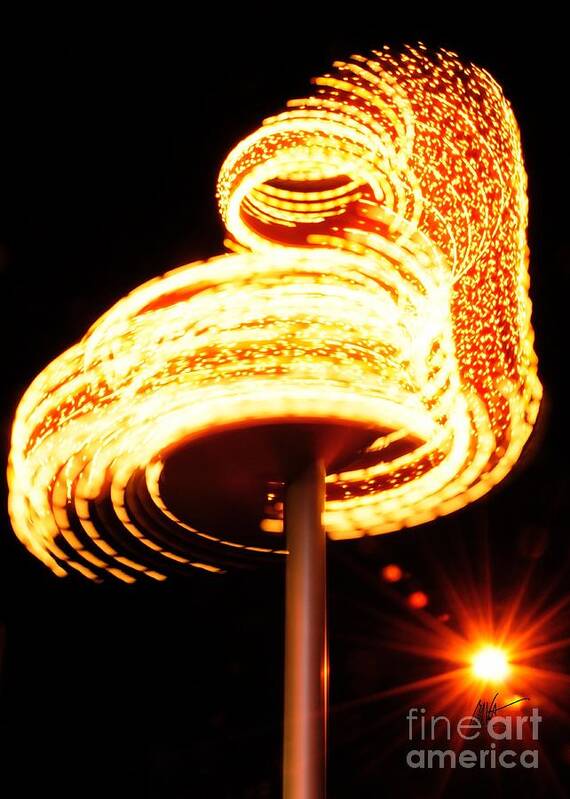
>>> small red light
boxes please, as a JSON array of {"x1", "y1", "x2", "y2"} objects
[
  {"x1": 407, "y1": 591, "x2": 429, "y2": 609},
  {"x1": 381, "y1": 564, "x2": 403, "y2": 583}
]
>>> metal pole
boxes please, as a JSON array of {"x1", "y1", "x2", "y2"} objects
[{"x1": 283, "y1": 460, "x2": 327, "y2": 799}]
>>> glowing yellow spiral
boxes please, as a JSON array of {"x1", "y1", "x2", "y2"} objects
[{"x1": 7, "y1": 45, "x2": 541, "y2": 580}]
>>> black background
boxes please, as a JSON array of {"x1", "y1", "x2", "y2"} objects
[{"x1": 1, "y1": 11, "x2": 569, "y2": 798}]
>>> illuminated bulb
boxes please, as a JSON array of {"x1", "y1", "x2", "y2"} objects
[
  {"x1": 260, "y1": 518, "x2": 284, "y2": 534},
  {"x1": 472, "y1": 645, "x2": 510, "y2": 682}
]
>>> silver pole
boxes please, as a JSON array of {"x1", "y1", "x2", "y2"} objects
[{"x1": 283, "y1": 460, "x2": 327, "y2": 799}]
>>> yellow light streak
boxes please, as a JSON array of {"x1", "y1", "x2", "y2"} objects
[{"x1": 7, "y1": 45, "x2": 541, "y2": 580}]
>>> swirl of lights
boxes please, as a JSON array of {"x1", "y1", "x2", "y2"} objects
[{"x1": 8, "y1": 45, "x2": 541, "y2": 581}]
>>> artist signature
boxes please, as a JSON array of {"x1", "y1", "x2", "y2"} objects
[{"x1": 473, "y1": 692, "x2": 530, "y2": 723}]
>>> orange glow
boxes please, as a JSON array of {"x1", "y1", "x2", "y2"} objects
[
  {"x1": 381, "y1": 564, "x2": 403, "y2": 583},
  {"x1": 260, "y1": 518, "x2": 284, "y2": 534},
  {"x1": 361, "y1": 550, "x2": 570, "y2": 744},
  {"x1": 407, "y1": 591, "x2": 429, "y2": 609},
  {"x1": 472, "y1": 644, "x2": 510, "y2": 683},
  {"x1": 7, "y1": 45, "x2": 541, "y2": 580}
]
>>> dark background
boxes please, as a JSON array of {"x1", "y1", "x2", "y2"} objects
[{"x1": 1, "y1": 12, "x2": 569, "y2": 798}]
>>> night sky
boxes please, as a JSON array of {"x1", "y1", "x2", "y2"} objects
[{"x1": 1, "y1": 13, "x2": 569, "y2": 798}]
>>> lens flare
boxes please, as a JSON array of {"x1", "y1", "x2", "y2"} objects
[{"x1": 331, "y1": 533, "x2": 569, "y2": 795}]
